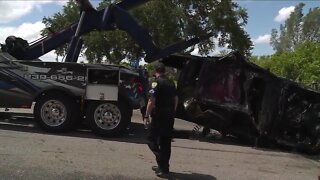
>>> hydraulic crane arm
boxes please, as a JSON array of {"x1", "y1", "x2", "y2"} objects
[
  {"x1": 4, "y1": 0, "x2": 211, "y2": 63},
  {"x1": 23, "y1": 0, "x2": 153, "y2": 61}
]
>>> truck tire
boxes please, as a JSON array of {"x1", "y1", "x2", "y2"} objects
[
  {"x1": 34, "y1": 94, "x2": 78, "y2": 133},
  {"x1": 86, "y1": 101, "x2": 131, "y2": 137}
]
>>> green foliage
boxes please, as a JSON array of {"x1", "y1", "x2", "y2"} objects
[
  {"x1": 253, "y1": 42, "x2": 320, "y2": 86},
  {"x1": 41, "y1": 0, "x2": 252, "y2": 64},
  {"x1": 263, "y1": 4, "x2": 320, "y2": 88},
  {"x1": 302, "y1": 7, "x2": 320, "y2": 42},
  {"x1": 119, "y1": 60, "x2": 131, "y2": 68},
  {"x1": 42, "y1": 0, "x2": 79, "y2": 57},
  {"x1": 144, "y1": 61, "x2": 178, "y2": 82},
  {"x1": 270, "y1": 4, "x2": 320, "y2": 53}
]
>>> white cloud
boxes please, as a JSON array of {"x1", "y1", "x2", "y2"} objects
[
  {"x1": 253, "y1": 34, "x2": 271, "y2": 44},
  {"x1": 1, "y1": 21, "x2": 56, "y2": 62},
  {"x1": 55, "y1": 1, "x2": 68, "y2": 6},
  {"x1": 40, "y1": 51, "x2": 60, "y2": 62},
  {"x1": 0, "y1": 1, "x2": 71, "y2": 62},
  {"x1": 0, "y1": 20, "x2": 88, "y2": 62},
  {"x1": 0, "y1": 1, "x2": 65, "y2": 24},
  {"x1": 38, "y1": 48, "x2": 89, "y2": 63},
  {"x1": 0, "y1": 21, "x2": 45, "y2": 43},
  {"x1": 190, "y1": 35, "x2": 231, "y2": 57},
  {"x1": 274, "y1": 6, "x2": 295, "y2": 22}
]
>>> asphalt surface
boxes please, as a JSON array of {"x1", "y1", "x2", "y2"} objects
[{"x1": 0, "y1": 110, "x2": 319, "y2": 180}]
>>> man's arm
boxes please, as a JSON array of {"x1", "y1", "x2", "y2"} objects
[
  {"x1": 174, "y1": 96, "x2": 178, "y2": 112},
  {"x1": 145, "y1": 96, "x2": 155, "y2": 118}
]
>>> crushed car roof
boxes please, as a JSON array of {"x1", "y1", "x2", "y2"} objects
[{"x1": 162, "y1": 51, "x2": 320, "y2": 95}]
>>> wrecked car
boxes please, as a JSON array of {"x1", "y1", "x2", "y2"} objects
[{"x1": 162, "y1": 51, "x2": 320, "y2": 154}]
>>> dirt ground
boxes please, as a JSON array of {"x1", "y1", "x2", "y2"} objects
[{"x1": 0, "y1": 111, "x2": 319, "y2": 180}]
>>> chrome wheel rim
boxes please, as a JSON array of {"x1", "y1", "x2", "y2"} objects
[
  {"x1": 94, "y1": 103, "x2": 121, "y2": 130},
  {"x1": 40, "y1": 100, "x2": 67, "y2": 127}
]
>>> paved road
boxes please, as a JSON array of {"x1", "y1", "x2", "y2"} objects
[{"x1": 0, "y1": 111, "x2": 319, "y2": 180}]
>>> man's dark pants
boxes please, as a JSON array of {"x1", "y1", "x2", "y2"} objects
[{"x1": 147, "y1": 109, "x2": 174, "y2": 173}]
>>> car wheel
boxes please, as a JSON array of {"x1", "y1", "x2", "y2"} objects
[
  {"x1": 86, "y1": 101, "x2": 131, "y2": 137},
  {"x1": 311, "y1": 136, "x2": 320, "y2": 154},
  {"x1": 298, "y1": 135, "x2": 320, "y2": 155},
  {"x1": 34, "y1": 94, "x2": 78, "y2": 133}
]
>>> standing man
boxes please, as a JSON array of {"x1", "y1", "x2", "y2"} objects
[
  {"x1": 137, "y1": 67, "x2": 150, "y2": 127},
  {"x1": 144, "y1": 63, "x2": 178, "y2": 177}
]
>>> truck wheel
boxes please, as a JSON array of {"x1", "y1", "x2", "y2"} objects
[
  {"x1": 86, "y1": 101, "x2": 131, "y2": 137},
  {"x1": 34, "y1": 94, "x2": 78, "y2": 133}
]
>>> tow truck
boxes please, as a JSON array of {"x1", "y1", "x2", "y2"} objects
[{"x1": 0, "y1": 0, "x2": 208, "y2": 136}]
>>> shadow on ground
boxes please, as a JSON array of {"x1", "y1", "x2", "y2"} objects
[
  {"x1": 0, "y1": 116, "x2": 319, "y2": 161},
  {"x1": 0, "y1": 116, "x2": 244, "y2": 145},
  {"x1": 158, "y1": 171, "x2": 216, "y2": 180}
]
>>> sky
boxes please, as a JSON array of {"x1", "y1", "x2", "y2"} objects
[{"x1": 0, "y1": 0, "x2": 319, "y2": 62}]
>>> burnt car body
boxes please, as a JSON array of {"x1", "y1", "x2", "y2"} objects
[{"x1": 162, "y1": 52, "x2": 320, "y2": 154}]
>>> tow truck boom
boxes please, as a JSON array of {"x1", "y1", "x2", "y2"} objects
[{"x1": 2, "y1": 0, "x2": 210, "y2": 63}]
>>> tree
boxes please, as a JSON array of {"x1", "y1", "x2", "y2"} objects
[
  {"x1": 42, "y1": 0, "x2": 252, "y2": 64},
  {"x1": 254, "y1": 42, "x2": 320, "y2": 86},
  {"x1": 302, "y1": 7, "x2": 320, "y2": 42},
  {"x1": 270, "y1": 3, "x2": 320, "y2": 53},
  {"x1": 42, "y1": 1, "x2": 80, "y2": 60}
]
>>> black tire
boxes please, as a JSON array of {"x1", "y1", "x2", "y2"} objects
[
  {"x1": 34, "y1": 94, "x2": 78, "y2": 133},
  {"x1": 86, "y1": 101, "x2": 131, "y2": 137},
  {"x1": 298, "y1": 135, "x2": 320, "y2": 155}
]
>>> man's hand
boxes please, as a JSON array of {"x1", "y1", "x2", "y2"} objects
[
  {"x1": 144, "y1": 97, "x2": 155, "y2": 129},
  {"x1": 143, "y1": 116, "x2": 150, "y2": 129}
]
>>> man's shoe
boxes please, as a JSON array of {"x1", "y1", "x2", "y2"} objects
[
  {"x1": 152, "y1": 166, "x2": 160, "y2": 172},
  {"x1": 152, "y1": 166, "x2": 169, "y2": 177},
  {"x1": 156, "y1": 170, "x2": 169, "y2": 177}
]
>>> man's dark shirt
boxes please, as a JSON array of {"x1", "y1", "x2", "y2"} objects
[
  {"x1": 148, "y1": 75, "x2": 177, "y2": 136},
  {"x1": 149, "y1": 75, "x2": 177, "y2": 110}
]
